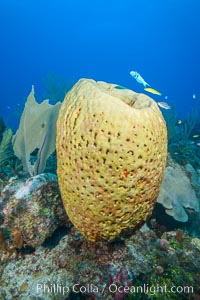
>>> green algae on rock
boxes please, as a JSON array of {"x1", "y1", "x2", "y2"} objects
[{"x1": 56, "y1": 78, "x2": 167, "y2": 242}]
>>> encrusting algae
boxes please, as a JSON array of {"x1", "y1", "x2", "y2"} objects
[{"x1": 56, "y1": 79, "x2": 168, "y2": 242}]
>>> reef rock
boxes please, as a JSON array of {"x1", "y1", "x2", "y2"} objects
[
  {"x1": 56, "y1": 78, "x2": 167, "y2": 241},
  {"x1": 0, "y1": 228, "x2": 200, "y2": 300},
  {"x1": 0, "y1": 173, "x2": 70, "y2": 248},
  {"x1": 157, "y1": 163, "x2": 200, "y2": 222}
]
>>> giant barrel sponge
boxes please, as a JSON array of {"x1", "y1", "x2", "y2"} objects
[{"x1": 56, "y1": 79, "x2": 167, "y2": 241}]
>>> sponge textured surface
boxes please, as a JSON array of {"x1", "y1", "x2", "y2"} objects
[{"x1": 56, "y1": 79, "x2": 167, "y2": 241}]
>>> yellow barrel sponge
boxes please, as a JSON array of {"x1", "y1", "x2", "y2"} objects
[{"x1": 56, "y1": 79, "x2": 167, "y2": 242}]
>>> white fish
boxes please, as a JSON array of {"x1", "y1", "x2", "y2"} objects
[
  {"x1": 157, "y1": 102, "x2": 171, "y2": 109},
  {"x1": 192, "y1": 94, "x2": 196, "y2": 99},
  {"x1": 130, "y1": 71, "x2": 150, "y2": 87}
]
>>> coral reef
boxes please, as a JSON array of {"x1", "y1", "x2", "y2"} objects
[
  {"x1": 163, "y1": 105, "x2": 200, "y2": 169},
  {"x1": 12, "y1": 86, "x2": 61, "y2": 176},
  {"x1": 169, "y1": 140, "x2": 200, "y2": 168},
  {"x1": 0, "y1": 125, "x2": 20, "y2": 187},
  {"x1": 0, "y1": 81, "x2": 199, "y2": 300},
  {"x1": 0, "y1": 128, "x2": 15, "y2": 169},
  {"x1": 56, "y1": 79, "x2": 167, "y2": 241},
  {"x1": 0, "y1": 227, "x2": 199, "y2": 300},
  {"x1": 164, "y1": 105, "x2": 198, "y2": 144},
  {"x1": 0, "y1": 173, "x2": 70, "y2": 249}
]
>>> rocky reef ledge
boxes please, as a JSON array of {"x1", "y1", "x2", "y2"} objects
[{"x1": 0, "y1": 224, "x2": 200, "y2": 300}]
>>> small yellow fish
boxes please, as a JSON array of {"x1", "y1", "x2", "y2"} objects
[
  {"x1": 193, "y1": 134, "x2": 199, "y2": 138},
  {"x1": 177, "y1": 120, "x2": 182, "y2": 125},
  {"x1": 157, "y1": 102, "x2": 171, "y2": 109},
  {"x1": 144, "y1": 87, "x2": 162, "y2": 96}
]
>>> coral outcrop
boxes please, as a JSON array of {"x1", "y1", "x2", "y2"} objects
[
  {"x1": 0, "y1": 227, "x2": 200, "y2": 300},
  {"x1": 157, "y1": 163, "x2": 199, "y2": 222},
  {"x1": 56, "y1": 79, "x2": 167, "y2": 241},
  {"x1": 0, "y1": 173, "x2": 70, "y2": 248}
]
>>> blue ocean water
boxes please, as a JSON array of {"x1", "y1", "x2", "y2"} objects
[
  {"x1": 0, "y1": 0, "x2": 200, "y2": 128},
  {"x1": 1, "y1": 2, "x2": 200, "y2": 299}
]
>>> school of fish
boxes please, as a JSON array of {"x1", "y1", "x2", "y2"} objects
[{"x1": 130, "y1": 70, "x2": 171, "y2": 109}]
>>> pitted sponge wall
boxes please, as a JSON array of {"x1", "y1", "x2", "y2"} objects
[{"x1": 56, "y1": 78, "x2": 167, "y2": 241}]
